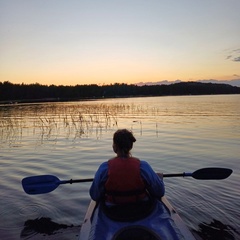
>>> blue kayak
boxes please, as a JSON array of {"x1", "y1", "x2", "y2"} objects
[{"x1": 79, "y1": 197, "x2": 196, "y2": 240}]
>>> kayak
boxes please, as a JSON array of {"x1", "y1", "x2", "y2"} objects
[{"x1": 79, "y1": 197, "x2": 196, "y2": 240}]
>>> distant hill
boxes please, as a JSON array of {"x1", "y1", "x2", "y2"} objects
[
  {"x1": 197, "y1": 79, "x2": 240, "y2": 87},
  {"x1": 136, "y1": 79, "x2": 240, "y2": 87}
]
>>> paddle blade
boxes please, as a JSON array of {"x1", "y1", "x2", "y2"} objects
[
  {"x1": 192, "y1": 168, "x2": 233, "y2": 180},
  {"x1": 22, "y1": 175, "x2": 61, "y2": 195}
]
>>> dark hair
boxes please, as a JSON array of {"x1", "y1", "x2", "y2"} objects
[{"x1": 113, "y1": 129, "x2": 136, "y2": 155}]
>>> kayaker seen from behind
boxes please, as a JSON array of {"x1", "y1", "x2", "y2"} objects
[
  {"x1": 90, "y1": 129, "x2": 165, "y2": 219},
  {"x1": 85, "y1": 129, "x2": 193, "y2": 240}
]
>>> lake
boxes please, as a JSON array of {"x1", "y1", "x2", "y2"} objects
[{"x1": 0, "y1": 95, "x2": 239, "y2": 240}]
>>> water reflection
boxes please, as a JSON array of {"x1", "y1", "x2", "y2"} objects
[
  {"x1": 2, "y1": 98, "x2": 239, "y2": 147},
  {"x1": 20, "y1": 217, "x2": 79, "y2": 238},
  {"x1": 194, "y1": 219, "x2": 238, "y2": 240}
]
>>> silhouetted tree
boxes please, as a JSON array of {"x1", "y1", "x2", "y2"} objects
[{"x1": 0, "y1": 81, "x2": 239, "y2": 103}]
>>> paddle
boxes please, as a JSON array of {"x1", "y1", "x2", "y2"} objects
[{"x1": 22, "y1": 167, "x2": 232, "y2": 195}]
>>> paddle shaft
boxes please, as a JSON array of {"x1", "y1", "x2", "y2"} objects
[
  {"x1": 163, "y1": 173, "x2": 192, "y2": 178},
  {"x1": 64, "y1": 178, "x2": 94, "y2": 184},
  {"x1": 64, "y1": 173, "x2": 192, "y2": 184}
]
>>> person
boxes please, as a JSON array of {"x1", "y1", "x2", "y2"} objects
[{"x1": 90, "y1": 129, "x2": 165, "y2": 206}]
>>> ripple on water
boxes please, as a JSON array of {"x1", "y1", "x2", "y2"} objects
[
  {"x1": 0, "y1": 200, "x2": 49, "y2": 231},
  {"x1": 0, "y1": 194, "x2": 78, "y2": 239},
  {"x1": 176, "y1": 195, "x2": 240, "y2": 239}
]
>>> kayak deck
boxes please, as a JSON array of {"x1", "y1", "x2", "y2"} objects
[
  {"x1": 79, "y1": 197, "x2": 196, "y2": 240},
  {"x1": 162, "y1": 197, "x2": 196, "y2": 240}
]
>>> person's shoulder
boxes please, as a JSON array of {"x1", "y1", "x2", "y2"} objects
[
  {"x1": 108, "y1": 157, "x2": 117, "y2": 162},
  {"x1": 98, "y1": 161, "x2": 108, "y2": 169},
  {"x1": 139, "y1": 160, "x2": 152, "y2": 169},
  {"x1": 140, "y1": 160, "x2": 151, "y2": 166},
  {"x1": 130, "y1": 156, "x2": 140, "y2": 161}
]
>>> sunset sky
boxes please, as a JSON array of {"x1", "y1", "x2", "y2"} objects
[{"x1": 1, "y1": 0, "x2": 240, "y2": 86}]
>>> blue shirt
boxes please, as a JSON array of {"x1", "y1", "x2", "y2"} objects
[{"x1": 90, "y1": 160, "x2": 165, "y2": 201}]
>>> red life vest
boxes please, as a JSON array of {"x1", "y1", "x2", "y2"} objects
[{"x1": 105, "y1": 157, "x2": 147, "y2": 204}]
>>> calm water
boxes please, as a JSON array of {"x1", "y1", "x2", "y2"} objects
[{"x1": 0, "y1": 95, "x2": 239, "y2": 240}]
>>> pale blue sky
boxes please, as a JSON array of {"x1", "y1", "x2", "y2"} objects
[{"x1": 1, "y1": 0, "x2": 240, "y2": 85}]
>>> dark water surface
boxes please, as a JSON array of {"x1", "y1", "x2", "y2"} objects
[{"x1": 0, "y1": 95, "x2": 239, "y2": 239}]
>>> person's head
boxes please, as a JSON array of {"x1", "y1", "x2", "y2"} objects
[{"x1": 112, "y1": 129, "x2": 136, "y2": 157}]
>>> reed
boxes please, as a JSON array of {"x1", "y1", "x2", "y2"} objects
[{"x1": 0, "y1": 102, "x2": 155, "y2": 145}]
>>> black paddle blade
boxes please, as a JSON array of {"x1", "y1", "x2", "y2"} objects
[
  {"x1": 192, "y1": 168, "x2": 233, "y2": 180},
  {"x1": 22, "y1": 175, "x2": 60, "y2": 194}
]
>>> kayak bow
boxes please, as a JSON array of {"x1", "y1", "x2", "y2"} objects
[{"x1": 79, "y1": 197, "x2": 196, "y2": 240}]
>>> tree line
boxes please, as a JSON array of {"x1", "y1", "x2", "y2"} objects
[{"x1": 0, "y1": 81, "x2": 239, "y2": 103}]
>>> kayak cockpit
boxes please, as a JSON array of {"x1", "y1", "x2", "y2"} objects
[
  {"x1": 112, "y1": 226, "x2": 162, "y2": 240},
  {"x1": 101, "y1": 197, "x2": 157, "y2": 222}
]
